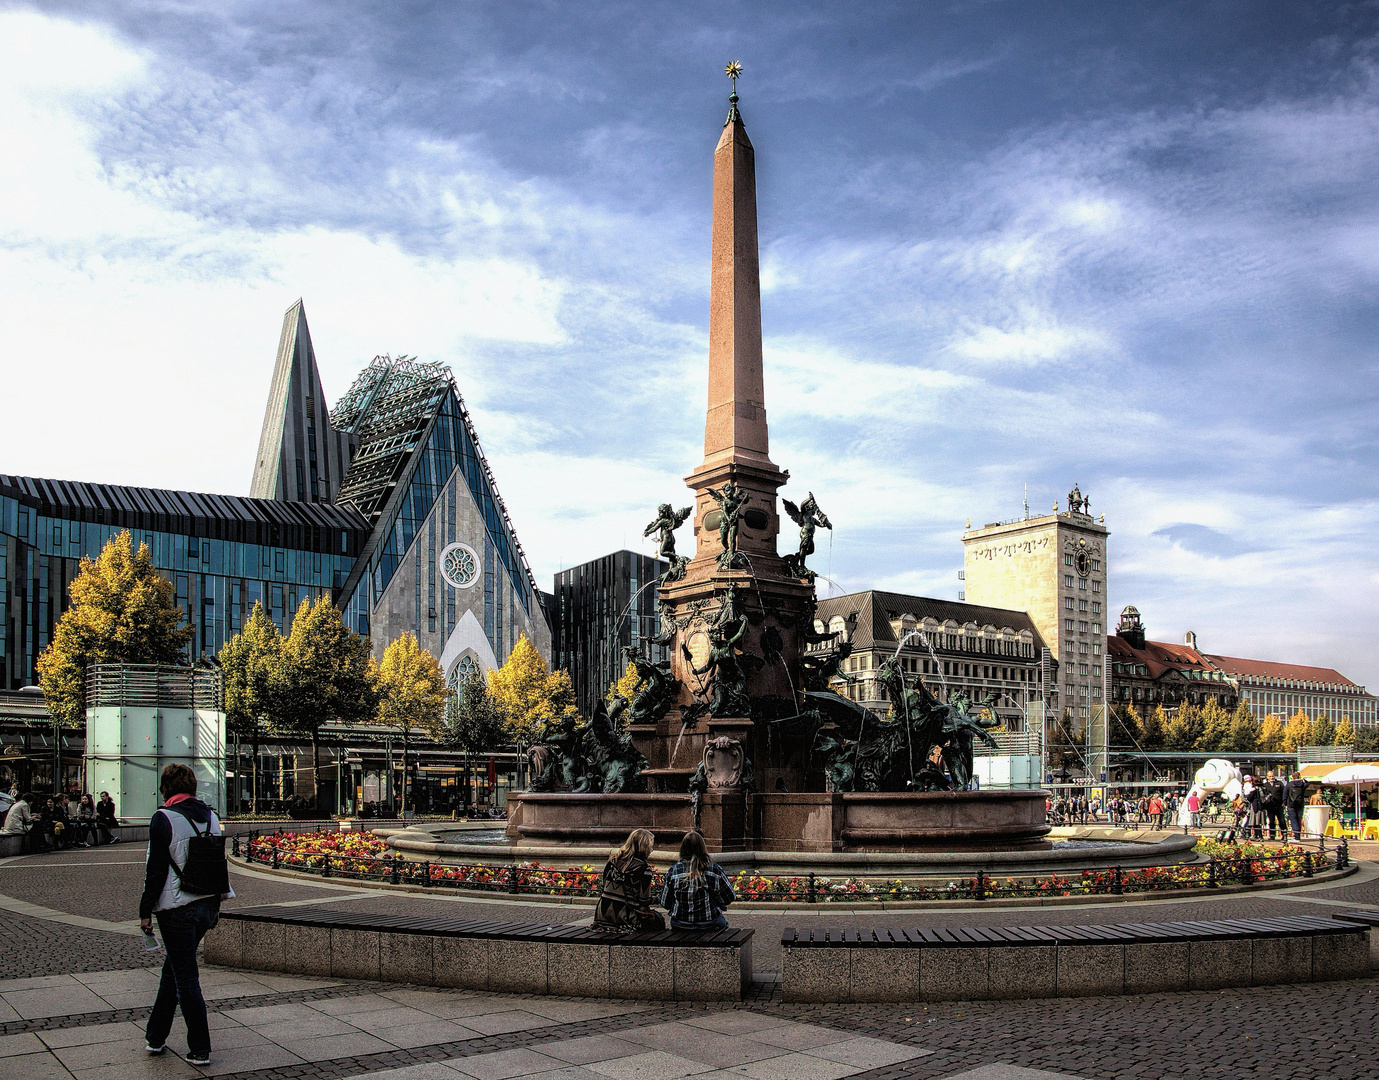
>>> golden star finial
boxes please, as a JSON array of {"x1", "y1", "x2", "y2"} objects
[{"x1": 725, "y1": 60, "x2": 743, "y2": 84}]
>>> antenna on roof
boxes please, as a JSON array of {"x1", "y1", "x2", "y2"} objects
[{"x1": 1023, "y1": 483, "x2": 1029, "y2": 521}]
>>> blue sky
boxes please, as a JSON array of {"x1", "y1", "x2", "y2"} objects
[{"x1": 2, "y1": 2, "x2": 1377, "y2": 687}]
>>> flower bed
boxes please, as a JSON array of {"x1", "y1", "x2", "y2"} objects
[{"x1": 240, "y1": 828, "x2": 1345, "y2": 903}]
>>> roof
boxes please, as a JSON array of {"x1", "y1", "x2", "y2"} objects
[
  {"x1": 0, "y1": 474, "x2": 370, "y2": 554},
  {"x1": 1108, "y1": 635, "x2": 1220, "y2": 680},
  {"x1": 816, "y1": 590, "x2": 1045, "y2": 651},
  {"x1": 1202, "y1": 654, "x2": 1360, "y2": 687}
]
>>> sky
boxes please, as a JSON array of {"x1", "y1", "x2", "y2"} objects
[{"x1": 2, "y1": 2, "x2": 1377, "y2": 687}]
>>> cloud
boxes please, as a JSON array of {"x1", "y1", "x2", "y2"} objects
[{"x1": 2, "y1": 4, "x2": 1377, "y2": 690}]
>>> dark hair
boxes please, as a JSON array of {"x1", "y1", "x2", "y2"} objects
[
  {"x1": 20, "y1": 792, "x2": 33, "y2": 804},
  {"x1": 678, "y1": 830, "x2": 709, "y2": 881},
  {"x1": 160, "y1": 764, "x2": 197, "y2": 799}
]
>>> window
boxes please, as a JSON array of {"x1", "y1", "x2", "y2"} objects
[
  {"x1": 53, "y1": 525, "x2": 62, "y2": 547},
  {"x1": 1063, "y1": 575, "x2": 1073, "y2": 588},
  {"x1": 1091, "y1": 622, "x2": 1101, "y2": 635},
  {"x1": 1079, "y1": 641, "x2": 1088, "y2": 654},
  {"x1": 1065, "y1": 554, "x2": 1074, "y2": 566},
  {"x1": 1079, "y1": 599, "x2": 1088, "y2": 611},
  {"x1": 1080, "y1": 664, "x2": 1088, "y2": 676},
  {"x1": 1092, "y1": 665, "x2": 1101, "y2": 677},
  {"x1": 1078, "y1": 577, "x2": 1087, "y2": 590},
  {"x1": 1092, "y1": 580, "x2": 1101, "y2": 593},
  {"x1": 1064, "y1": 618, "x2": 1074, "y2": 630},
  {"x1": 1078, "y1": 621, "x2": 1087, "y2": 632},
  {"x1": 1092, "y1": 643, "x2": 1102, "y2": 656},
  {"x1": 1091, "y1": 602, "x2": 1101, "y2": 615},
  {"x1": 1091, "y1": 559, "x2": 1100, "y2": 571}
]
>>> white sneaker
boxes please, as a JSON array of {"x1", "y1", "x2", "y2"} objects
[{"x1": 145, "y1": 1044, "x2": 165, "y2": 1055}]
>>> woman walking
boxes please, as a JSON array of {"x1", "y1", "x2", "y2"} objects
[
  {"x1": 593, "y1": 829, "x2": 665, "y2": 932},
  {"x1": 660, "y1": 831, "x2": 735, "y2": 931}
]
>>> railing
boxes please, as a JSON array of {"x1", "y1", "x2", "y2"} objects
[
  {"x1": 85, "y1": 664, "x2": 223, "y2": 710},
  {"x1": 235, "y1": 829, "x2": 1346, "y2": 904}
]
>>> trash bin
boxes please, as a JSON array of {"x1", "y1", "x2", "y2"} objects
[{"x1": 1303, "y1": 804, "x2": 1330, "y2": 839}]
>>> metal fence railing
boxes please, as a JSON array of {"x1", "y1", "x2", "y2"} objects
[{"x1": 234, "y1": 829, "x2": 1347, "y2": 905}]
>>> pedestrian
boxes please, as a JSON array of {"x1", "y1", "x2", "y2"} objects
[
  {"x1": 1262, "y1": 770, "x2": 1287, "y2": 841},
  {"x1": 593, "y1": 828, "x2": 665, "y2": 932},
  {"x1": 1242, "y1": 775, "x2": 1263, "y2": 840},
  {"x1": 1285, "y1": 771, "x2": 1308, "y2": 840},
  {"x1": 1187, "y1": 790, "x2": 1200, "y2": 829},
  {"x1": 96, "y1": 792, "x2": 118, "y2": 845},
  {"x1": 141, "y1": 764, "x2": 234, "y2": 1067},
  {"x1": 1148, "y1": 793, "x2": 1164, "y2": 829},
  {"x1": 659, "y1": 830, "x2": 735, "y2": 931}
]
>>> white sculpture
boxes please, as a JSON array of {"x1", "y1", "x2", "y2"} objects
[{"x1": 1178, "y1": 758, "x2": 1242, "y2": 826}]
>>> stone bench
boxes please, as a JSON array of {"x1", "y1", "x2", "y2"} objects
[
  {"x1": 780, "y1": 915, "x2": 1371, "y2": 1002},
  {"x1": 0, "y1": 823, "x2": 147, "y2": 858},
  {"x1": 203, "y1": 906, "x2": 752, "y2": 1001}
]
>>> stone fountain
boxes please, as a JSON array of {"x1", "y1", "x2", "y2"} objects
[{"x1": 505, "y1": 76, "x2": 1049, "y2": 854}]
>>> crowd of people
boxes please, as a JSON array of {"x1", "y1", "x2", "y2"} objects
[
  {"x1": 0, "y1": 788, "x2": 118, "y2": 850},
  {"x1": 1047, "y1": 791, "x2": 1181, "y2": 827},
  {"x1": 1046, "y1": 769, "x2": 1318, "y2": 841}
]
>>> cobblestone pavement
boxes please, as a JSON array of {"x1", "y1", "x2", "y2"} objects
[{"x1": 0, "y1": 845, "x2": 1375, "y2": 1079}]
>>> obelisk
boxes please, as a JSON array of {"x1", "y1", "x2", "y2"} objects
[{"x1": 642, "y1": 67, "x2": 818, "y2": 818}]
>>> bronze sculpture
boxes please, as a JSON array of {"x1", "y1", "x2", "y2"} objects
[
  {"x1": 621, "y1": 645, "x2": 679, "y2": 725},
  {"x1": 691, "y1": 616, "x2": 755, "y2": 717},
  {"x1": 645, "y1": 503, "x2": 692, "y2": 582},
  {"x1": 782, "y1": 491, "x2": 831, "y2": 580},
  {"x1": 705, "y1": 480, "x2": 749, "y2": 569}
]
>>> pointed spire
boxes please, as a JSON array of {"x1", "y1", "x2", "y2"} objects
[
  {"x1": 701, "y1": 62, "x2": 773, "y2": 470},
  {"x1": 724, "y1": 60, "x2": 743, "y2": 125}
]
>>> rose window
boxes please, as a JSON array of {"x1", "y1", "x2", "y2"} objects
[{"x1": 440, "y1": 542, "x2": 480, "y2": 589}]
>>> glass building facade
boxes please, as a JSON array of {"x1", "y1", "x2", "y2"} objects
[{"x1": 0, "y1": 476, "x2": 371, "y2": 689}]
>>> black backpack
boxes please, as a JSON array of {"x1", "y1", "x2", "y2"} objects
[{"x1": 166, "y1": 804, "x2": 230, "y2": 896}]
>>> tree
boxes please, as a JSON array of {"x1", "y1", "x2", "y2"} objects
[
  {"x1": 1226, "y1": 702, "x2": 1259, "y2": 754},
  {"x1": 1165, "y1": 704, "x2": 1204, "y2": 752},
  {"x1": 276, "y1": 596, "x2": 378, "y2": 814},
  {"x1": 37, "y1": 531, "x2": 193, "y2": 725},
  {"x1": 607, "y1": 661, "x2": 641, "y2": 708},
  {"x1": 441, "y1": 672, "x2": 510, "y2": 811},
  {"x1": 1195, "y1": 699, "x2": 1233, "y2": 753},
  {"x1": 1110, "y1": 704, "x2": 1143, "y2": 747},
  {"x1": 219, "y1": 602, "x2": 283, "y2": 813},
  {"x1": 1259, "y1": 714, "x2": 1286, "y2": 752},
  {"x1": 487, "y1": 634, "x2": 578, "y2": 745},
  {"x1": 375, "y1": 632, "x2": 448, "y2": 816},
  {"x1": 1356, "y1": 725, "x2": 1379, "y2": 755},
  {"x1": 1282, "y1": 710, "x2": 1313, "y2": 752},
  {"x1": 1141, "y1": 705, "x2": 1168, "y2": 751},
  {"x1": 1311, "y1": 715, "x2": 1336, "y2": 747},
  {"x1": 1334, "y1": 717, "x2": 1356, "y2": 747}
]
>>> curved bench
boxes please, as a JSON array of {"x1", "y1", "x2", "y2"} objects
[
  {"x1": 780, "y1": 915, "x2": 1371, "y2": 1002},
  {"x1": 203, "y1": 906, "x2": 752, "y2": 1001}
]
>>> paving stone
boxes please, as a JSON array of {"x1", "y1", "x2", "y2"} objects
[
  {"x1": 803, "y1": 1034, "x2": 930, "y2": 1068},
  {"x1": 937, "y1": 1068, "x2": 1086, "y2": 1080},
  {"x1": 538, "y1": 1034, "x2": 648, "y2": 1065},
  {"x1": 729, "y1": 1052, "x2": 861, "y2": 1080},
  {"x1": 448, "y1": 1046, "x2": 570, "y2": 1079},
  {"x1": 620, "y1": 1021, "x2": 785, "y2": 1068},
  {"x1": 458, "y1": 1009, "x2": 561, "y2": 1036},
  {"x1": 0, "y1": 1030, "x2": 45, "y2": 1056},
  {"x1": 584, "y1": 1049, "x2": 718, "y2": 1080}
]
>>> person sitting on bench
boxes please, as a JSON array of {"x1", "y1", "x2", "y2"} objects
[{"x1": 660, "y1": 831, "x2": 734, "y2": 931}]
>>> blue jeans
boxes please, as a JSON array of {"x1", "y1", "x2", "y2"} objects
[
  {"x1": 146, "y1": 897, "x2": 220, "y2": 1057},
  {"x1": 670, "y1": 913, "x2": 728, "y2": 931}
]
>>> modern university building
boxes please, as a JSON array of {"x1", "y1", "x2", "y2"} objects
[{"x1": 0, "y1": 300, "x2": 551, "y2": 696}]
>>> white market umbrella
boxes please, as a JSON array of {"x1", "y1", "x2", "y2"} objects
[{"x1": 1320, "y1": 764, "x2": 1379, "y2": 823}]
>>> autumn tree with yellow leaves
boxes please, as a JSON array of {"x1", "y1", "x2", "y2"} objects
[
  {"x1": 219, "y1": 602, "x2": 283, "y2": 812},
  {"x1": 37, "y1": 531, "x2": 193, "y2": 726},
  {"x1": 375, "y1": 632, "x2": 448, "y2": 815},
  {"x1": 487, "y1": 634, "x2": 578, "y2": 744}
]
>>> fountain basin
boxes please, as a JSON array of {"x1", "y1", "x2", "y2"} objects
[{"x1": 505, "y1": 788, "x2": 1052, "y2": 853}]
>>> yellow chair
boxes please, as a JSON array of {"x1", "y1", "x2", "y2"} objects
[
  {"x1": 1361, "y1": 820, "x2": 1379, "y2": 841},
  {"x1": 1324, "y1": 818, "x2": 1344, "y2": 838}
]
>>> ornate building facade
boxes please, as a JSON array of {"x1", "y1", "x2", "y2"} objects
[{"x1": 811, "y1": 590, "x2": 1047, "y2": 730}]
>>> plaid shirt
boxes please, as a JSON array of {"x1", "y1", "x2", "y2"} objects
[{"x1": 659, "y1": 860, "x2": 734, "y2": 927}]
